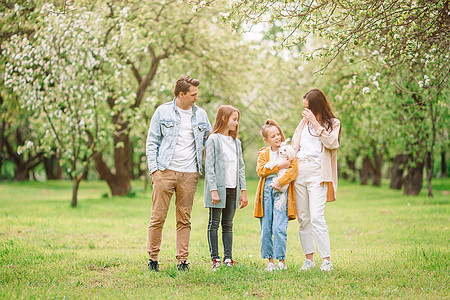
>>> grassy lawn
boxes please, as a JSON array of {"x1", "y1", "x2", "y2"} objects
[{"x1": 0, "y1": 178, "x2": 448, "y2": 299}]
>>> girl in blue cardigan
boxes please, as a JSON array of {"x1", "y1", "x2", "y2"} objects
[{"x1": 204, "y1": 105, "x2": 248, "y2": 270}]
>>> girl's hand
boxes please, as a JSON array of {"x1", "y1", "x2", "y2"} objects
[
  {"x1": 239, "y1": 190, "x2": 248, "y2": 209},
  {"x1": 211, "y1": 190, "x2": 220, "y2": 204},
  {"x1": 277, "y1": 159, "x2": 290, "y2": 170},
  {"x1": 271, "y1": 180, "x2": 282, "y2": 191},
  {"x1": 302, "y1": 108, "x2": 320, "y2": 129}
]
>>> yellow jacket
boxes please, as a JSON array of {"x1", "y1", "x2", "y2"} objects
[{"x1": 254, "y1": 147, "x2": 298, "y2": 220}]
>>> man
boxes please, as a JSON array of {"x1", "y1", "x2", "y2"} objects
[{"x1": 146, "y1": 76, "x2": 212, "y2": 271}]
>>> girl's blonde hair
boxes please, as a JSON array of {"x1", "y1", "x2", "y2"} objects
[
  {"x1": 209, "y1": 105, "x2": 240, "y2": 139},
  {"x1": 260, "y1": 119, "x2": 285, "y2": 141}
]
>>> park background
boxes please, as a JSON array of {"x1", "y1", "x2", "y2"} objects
[{"x1": 0, "y1": 0, "x2": 449, "y2": 298}]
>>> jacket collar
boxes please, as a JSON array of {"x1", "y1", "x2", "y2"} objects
[{"x1": 172, "y1": 97, "x2": 198, "y2": 113}]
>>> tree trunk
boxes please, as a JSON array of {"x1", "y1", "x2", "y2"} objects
[
  {"x1": 360, "y1": 156, "x2": 373, "y2": 185},
  {"x1": 93, "y1": 130, "x2": 132, "y2": 196},
  {"x1": 44, "y1": 154, "x2": 63, "y2": 180},
  {"x1": 44, "y1": 156, "x2": 54, "y2": 179},
  {"x1": 372, "y1": 146, "x2": 383, "y2": 187},
  {"x1": 130, "y1": 149, "x2": 135, "y2": 179},
  {"x1": 112, "y1": 129, "x2": 132, "y2": 195},
  {"x1": 71, "y1": 175, "x2": 82, "y2": 207},
  {"x1": 82, "y1": 169, "x2": 89, "y2": 180},
  {"x1": 403, "y1": 161, "x2": 424, "y2": 195},
  {"x1": 441, "y1": 151, "x2": 447, "y2": 177},
  {"x1": 347, "y1": 158, "x2": 356, "y2": 182},
  {"x1": 342, "y1": 157, "x2": 356, "y2": 181},
  {"x1": 425, "y1": 98, "x2": 436, "y2": 197},
  {"x1": 390, "y1": 154, "x2": 408, "y2": 189},
  {"x1": 108, "y1": 177, "x2": 132, "y2": 196},
  {"x1": 14, "y1": 166, "x2": 30, "y2": 181},
  {"x1": 425, "y1": 151, "x2": 433, "y2": 197}
]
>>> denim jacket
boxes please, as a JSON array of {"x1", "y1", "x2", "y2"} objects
[{"x1": 146, "y1": 98, "x2": 212, "y2": 175}]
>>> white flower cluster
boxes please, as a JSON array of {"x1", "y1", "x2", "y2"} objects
[{"x1": 3, "y1": 5, "x2": 125, "y2": 174}]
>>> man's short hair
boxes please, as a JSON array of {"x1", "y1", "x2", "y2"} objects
[{"x1": 174, "y1": 76, "x2": 200, "y2": 97}]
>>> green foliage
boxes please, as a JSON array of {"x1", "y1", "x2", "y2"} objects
[
  {"x1": 0, "y1": 178, "x2": 448, "y2": 298},
  {"x1": 216, "y1": 0, "x2": 449, "y2": 85}
]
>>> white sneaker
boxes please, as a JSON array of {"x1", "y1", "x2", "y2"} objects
[
  {"x1": 223, "y1": 258, "x2": 235, "y2": 267},
  {"x1": 277, "y1": 262, "x2": 287, "y2": 270},
  {"x1": 211, "y1": 258, "x2": 221, "y2": 270},
  {"x1": 300, "y1": 259, "x2": 316, "y2": 271},
  {"x1": 320, "y1": 260, "x2": 333, "y2": 271},
  {"x1": 264, "y1": 262, "x2": 277, "y2": 272}
]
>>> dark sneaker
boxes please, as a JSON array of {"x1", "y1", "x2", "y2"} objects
[
  {"x1": 223, "y1": 258, "x2": 235, "y2": 267},
  {"x1": 148, "y1": 258, "x2": 159, "y2": 272},
  {"x1": 212, "y1": 258, "x2": 221, "y2": 270},
  {"x1": 177, "y1": 260, "x2": 190, "y2": 271}
]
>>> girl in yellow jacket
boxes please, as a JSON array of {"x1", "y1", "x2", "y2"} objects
[{"x1": 255, "y1": 119, "x2": 298, "y2": 271}]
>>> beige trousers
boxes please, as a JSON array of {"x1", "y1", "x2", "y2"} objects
[
  {"x1": 294, "y1": 158, "x2": 331, "y2": 258},
  {"x1": 147, "y1": 169, "x2": 199, "y2": 262}
]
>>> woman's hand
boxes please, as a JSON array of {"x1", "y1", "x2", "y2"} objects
[
  {"x1": 277, "y1": 159, "x2": 290, "y2": 170},
  {"x1": 239, "y1": 190, "x2": 248, "y2": 209},
  {"x1": 271, "y1": 180, "x2": 282, "y2": 191},
  {"x1": 302, "y1": 108, "x2": 320, "y2": 130},
  {"x1": 211, "y1": 190, "x2": 220, "y2": 204}
]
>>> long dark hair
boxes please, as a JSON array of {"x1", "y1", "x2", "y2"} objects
[
  {"x1": 208, "y1": 105, "x2": 240, "y2": 139},
  {"x1": 303, "y1": 89, "x2": 336, "y2": 132}
]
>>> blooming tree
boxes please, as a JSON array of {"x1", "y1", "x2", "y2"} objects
[
  {"x1": 0, "y1": 0, "x2": 47, "y2": 180},
  {"x1": 4, "y1": 4, "x2": 118, "y2": 206},
  {"x1": 73, "y1": 0, "x2": 271, "y2": 195}
]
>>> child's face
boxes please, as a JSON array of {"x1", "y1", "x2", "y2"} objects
[
  {"x1": 264, "y1": 126, "x2": 282, "y2": 149},
  {"x1": 225, "y1": 111, "x2": 239, "y2": 133}
]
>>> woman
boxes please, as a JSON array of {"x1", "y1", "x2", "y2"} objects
[{"x1": 291, "y1": 89, "x2": 341, "y2": 272}]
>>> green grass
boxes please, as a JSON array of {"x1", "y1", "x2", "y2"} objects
[{"x1": 0, "y1": 178, "x2": 449, "y2": 299}]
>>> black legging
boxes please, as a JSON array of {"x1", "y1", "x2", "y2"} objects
[{"x1": 207, "y1": 188, "x2": 237, "y2": 260}]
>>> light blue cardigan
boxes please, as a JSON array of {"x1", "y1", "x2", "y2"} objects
[{"x1": 203, "y1": 133, "x2": 246, "y2": 209}]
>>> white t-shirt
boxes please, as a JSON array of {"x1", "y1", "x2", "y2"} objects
[
  {"x1": 218, "y1": 134, "x2": 237, "y2": 188},
  {"x1": 297, "y1": 123, "x2": 322, "y2": 165},
  {"x1": 167, "y1": 107, "x2": 197, "y2": 173},
  {"x1": 266, "y1": 149, "x2": 279, "y2": 178}
]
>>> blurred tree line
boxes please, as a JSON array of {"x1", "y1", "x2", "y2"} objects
[{"x1": 1, "y1": 0, "x2": 448, "y2": 206}]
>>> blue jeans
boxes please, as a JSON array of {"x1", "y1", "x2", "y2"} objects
[{"x1": 260, "y1": 177, "x2": 289, "y2": 260}]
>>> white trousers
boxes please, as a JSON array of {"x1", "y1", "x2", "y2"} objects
[{"x1": 294, "y1": 158, "x2": 330, "y2": 258}]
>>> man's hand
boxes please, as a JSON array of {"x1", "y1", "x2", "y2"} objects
[
  {"x1": 239, "y1": 190, "x2": 248, "y2": 209},
  {"x1": 211, "y1": 190, "x2": 220, "y2": 204}
]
